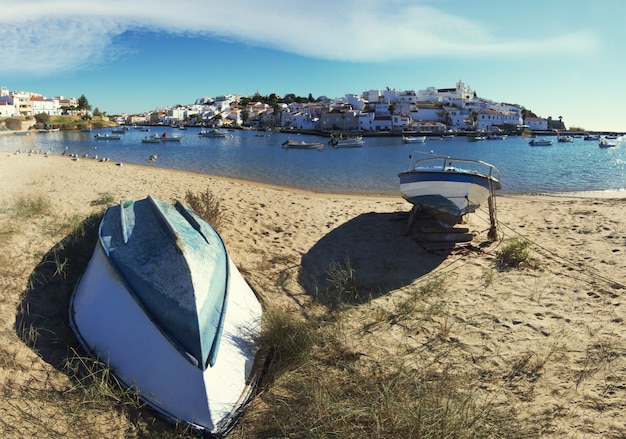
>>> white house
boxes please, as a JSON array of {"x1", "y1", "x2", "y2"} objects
[
  {"x1": 31, "y1": 96, "x2": 60, "y2": 116},
  {"x1": 523, "y1": 117, "x2": 548, "y2": 131},
  {"x1": 476, "y1": 109, "x2": 523, "y2": 130}
]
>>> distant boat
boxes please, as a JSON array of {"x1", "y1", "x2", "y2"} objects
[
  {"x1": 487, "y1": 134, "x2": 507, "y2": 140},
  {"x1": 94, "y1": 133, "x2": 121, "y2": 140},
  {"x1": 529, "y1": 138, "x2": 553, "y2": 146},
  {"x1": 68, "y1": 196, "x2": 262, "y2": 435},
  {"x1": 398, "y1": 154, "x2": 501, "y2": 227},
  {"x1": 281, "y1": 138, "x2": 324, "y2": 150},
  {"x1": 141, "y1": 134, "x2": 161, "y2": 144},
  {"x1": 330, "y1": 135, "x2": 365, "y2": 147},
  {"x1": 161, "y1": 134, "x2": 182, "y2": 142},
  {"x1": 557, "y1": 135, "x2": 574, "y2": 143},
  {"x1": 401, "y1": 135, "x2": 426, "y2": 144},
  {"x1": 13, "y1": 131, "x2": 30, "y2": 136},
  {"x1": 468, "y1": 135, "x2": 487, "y2": 142},
  {"x1": 599, "y1": 137, "x2": 617, "y2": 148},
  {"x1": 584, "y1": 134, "x2": 600, "y2": 141},
  {"x1": 199, "y1": 129, "x2": 228, "y2": 137}
]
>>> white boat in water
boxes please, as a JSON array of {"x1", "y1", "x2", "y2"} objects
[
  {"x1": 281, "y1": 138, "x2": 324, "y2": 150},
  {"x1": 141, "y1": 134, "x2": 161, "y2": 143},
  {"x1": 199, "y1": 129, "x2": 228, "y2": 137},
  {"x1": 329, "y1": 135, "x2": 364, "y2": 147},
  {"x1": 599, "y1": 137, "x2": 617, "y2": 148},
  {"x1": 69, "y1": 196, "x2": 263, "y2": 435},
  {"x1": 94, "y1": 133, "x2": 121, "y2": 140},
  {"x1": 402, "y1": 135, "x2": 427, "y2": 144},
  {"x1": 398, "y1": 154, "x2": 501, "y2": 227},
  {"x1": 529, "y1": 138, "x2": 553, "y2": 146}
]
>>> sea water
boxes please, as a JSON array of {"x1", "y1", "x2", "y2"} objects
[{"x1": 1, "y1": 128, "x2": 624, "y2": 195}]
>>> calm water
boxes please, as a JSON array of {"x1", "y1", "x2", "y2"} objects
[{"x1": 2, "y1": 128, "x2": 625, "y2": 195}]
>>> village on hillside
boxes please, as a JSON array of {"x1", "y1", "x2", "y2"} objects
[{"x1": 1, "y1": 81, "x2": 567, "y2": 134}]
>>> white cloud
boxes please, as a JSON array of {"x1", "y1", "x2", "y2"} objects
[{"x1": 0, "y1": 0, "x2": 599, "y2": 74}]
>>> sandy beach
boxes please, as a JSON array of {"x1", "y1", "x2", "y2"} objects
[{"x1": 1, "y1": 151, "x2": 625, "y2": 437}]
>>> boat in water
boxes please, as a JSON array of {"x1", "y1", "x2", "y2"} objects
[
  {"x1": 398, "y1": 154, "x2": 502, "y2": 227},
  {"x1": 281, "y1": 138, "x2": 324, "y2": 150},
  {"x1": 141, "y1": 134, "x2": 161, "y2": 144},
  {"x1": 94, "y1": 133, "x2": 121, "y2": 140},
  {"x1": 329, "y1": 135, "x2": 365, "y2": 147},
  {"x1": 402, "y1": 135, "x2": 426, "y2": 144},
  {"x1": 529, "y1": 138, "x2": 553, "y2": 146},
  {"x1": 599, "y1": 137, "x2": 617, "y2": 148},
  {"x1": 199, "y1": 129, "x2": 228, "y2": 137},
  {"x1": 68, "y1": 196, "x2": 263, "y2": 435}
]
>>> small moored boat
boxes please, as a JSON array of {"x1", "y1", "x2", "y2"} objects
[
  {"x1": 330, "y1": 135, "x2": 365, "y2": 147},
  {"x1": 94, "y1": 133, "x2": 121, "y2": 140},
  {"x1": 69, "y1": 196, "x2": 263, "y2": 435},
  {"x1": 141, "y1": 134, "x2": 161, "y2": 144},
  {"x1": 281, "y1": 138, "x2": 324, "y2": 150},
  {"x1": 402, "y1": 135, "x2": 426, "y2": 144},
  {"x1": 529, "y1": 138, "x2": 553, "y2": 146},
  {"x1": 599, "y1": 138, "x2": 617, "y2": 148},
  {"x1": 199, "y1": 129, "x2": 228, "y2": 137},
  {"x1": 398, "y1": 154, "x2": 501, "y2": 227}
]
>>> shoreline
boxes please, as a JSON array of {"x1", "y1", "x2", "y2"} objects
[{"x1": 6, "y1": 150, "x2": 625, "y2": 200}]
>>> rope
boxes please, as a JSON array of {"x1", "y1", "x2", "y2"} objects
[{"x1": 471, "y1": 205, "x2": 625, "y2": 290}]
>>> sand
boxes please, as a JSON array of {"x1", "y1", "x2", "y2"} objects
[{"x1": 0, "y1": 151, "x2": 625, "y2": 437}]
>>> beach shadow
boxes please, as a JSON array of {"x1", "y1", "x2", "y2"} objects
[
  {"x1": 298, "y1": 211, "x2": 448, "y2": 306},
  {"x1": 13, "y1": 213, "x2": 176, "y2": 434},
  {"x1": 15, "y1": 212, "x2": 102, "y2": 369}
]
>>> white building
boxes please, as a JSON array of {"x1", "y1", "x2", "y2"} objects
[
  {"x1": 523, "y1": 117, "x2": 548, "y2": 131},
  {"x1": 31, "y1": 96, "x2": 60, "y2": 116}
]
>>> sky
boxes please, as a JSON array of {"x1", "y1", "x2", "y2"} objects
[{"x1": 1, "y1": 0, "x2": 625, "y2": 132}]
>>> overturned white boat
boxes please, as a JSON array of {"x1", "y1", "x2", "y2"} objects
[{"x1": 69, "y1": 195, "x2": 263, "y2": 435}]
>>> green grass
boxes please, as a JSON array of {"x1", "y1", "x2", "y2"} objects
[
  {"x1": 13, "y1": 195, "x2": 51, "y2": 218},
  {"x1": 255, "y1": 303, "x2": 526, "y2": 438},
  {"x1": 495, "y1": 238, "x2": 539, "y2": 271},
  {"x1": 184, "y1": 188, "x2": 224, "y2": 231}
]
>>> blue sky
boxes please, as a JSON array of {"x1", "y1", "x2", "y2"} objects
[{"x1": 2, "y1": 0, "x2": 625, "y2": 131}]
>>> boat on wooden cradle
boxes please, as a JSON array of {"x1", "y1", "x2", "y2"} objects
[
  {"x1": 398, "y1": 154, "x2": 502, "y2": 228},
  {"x1": 401, "y1": 135, "x2": 427, "y2": 144},
  {"x1": 529, "y1": 138, "x2": 553, "y2": 146},
  {"x1": 68, "y1": 196, "x2": 263, "y2": 435},
  {"x1": 281, "y1": 138, "x2": 324, "y2": 150},
  {"x1": 329, "y1": 135, "x2": 365, "y2": 147}
]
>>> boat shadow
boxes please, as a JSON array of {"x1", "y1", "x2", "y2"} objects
[
  {"x1": 15, "y1": 213, "x2": 102, "y2": 370},
  {"x1": 298, "y1": 211, "x2": 448, "y2": 307},
  {"x1": 12, "y1": 213, "x2": 172, "y2": 432}
]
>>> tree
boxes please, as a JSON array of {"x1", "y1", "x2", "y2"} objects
[
  {"x1": 93, "y1": 107, "x2": 101, "y2": 117},
  {"x1": 34, "y1": 113, "x2": 50, "y2": 124},
  {"x1": 77, "y1": 94, "x2": 92, "y2": 111}
]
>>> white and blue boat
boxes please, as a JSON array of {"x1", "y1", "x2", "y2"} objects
[
  {"x1": 398, "y1": 154, "x2": 501, "y2": 227},
  {"x1": 69, "y1": 195, "x2": 262, "y2": 435}
]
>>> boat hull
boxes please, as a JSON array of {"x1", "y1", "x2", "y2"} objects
[
  {"x1": 68, "y1": 197, "x2": 262, "y2": 435},
  {"x1": 398, "y1": 157, "x2": 501, "y2": 226}
]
